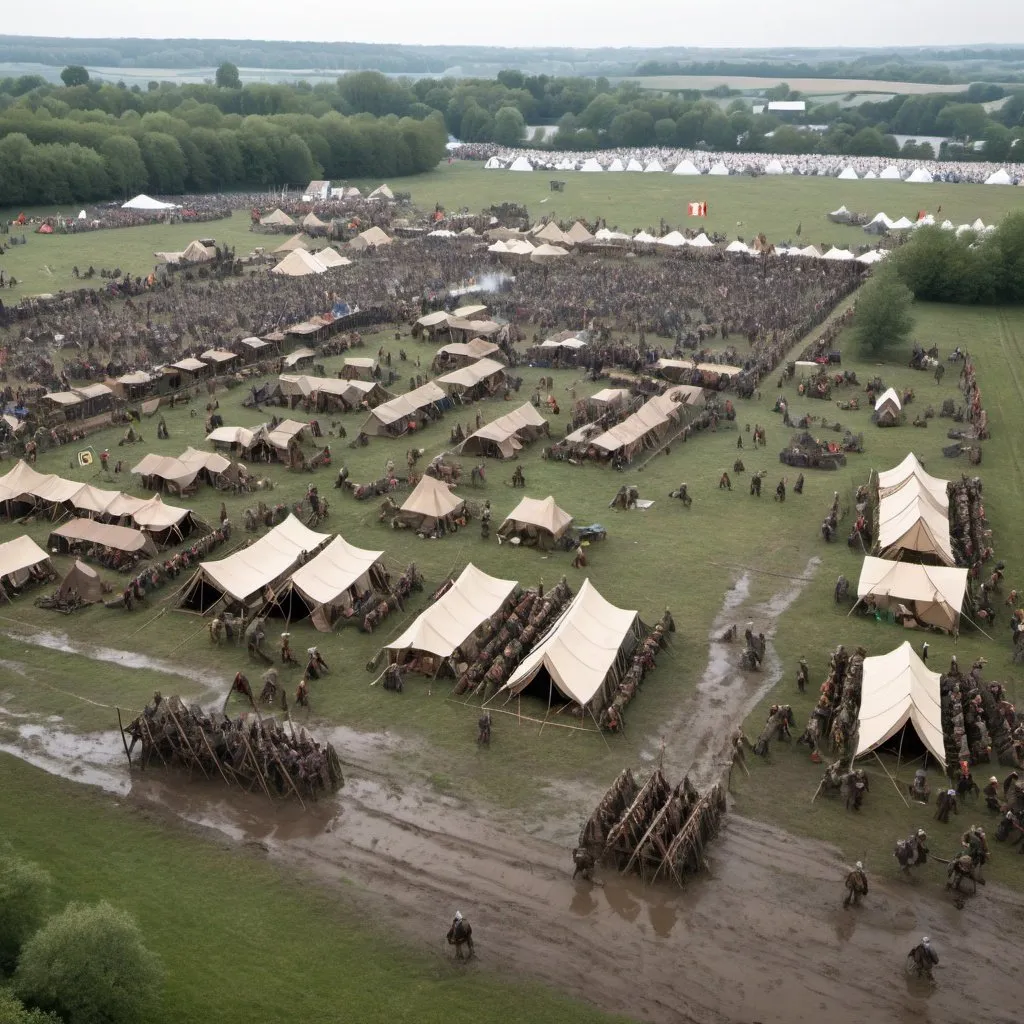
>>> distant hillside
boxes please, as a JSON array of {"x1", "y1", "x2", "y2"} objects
[{"x1": 1, "y1": 37, "x2": 1023, "y2": 82}]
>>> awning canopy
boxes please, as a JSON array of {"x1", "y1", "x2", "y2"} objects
[
  {"x1": 0, "y1": 535, "x2": 53, "y2": 580},
  {"x1": 49, "y1": 518, "x2": 157, "y2": 556},
  {"x1": 498, "y1": 495, "x2": 573, "y2": 542},
  {"x1": 496, "y1": 579, "x2": 640, "y2": 712},
  {"x1": 385, "y1": 563, "x2": 517, "y2": 659},
  {"x1": 857, "y1": 556, "x2": 968, "y2": 633},
  {"x1": 855, "y1": 642, "x2": 945, "y2": 767}
]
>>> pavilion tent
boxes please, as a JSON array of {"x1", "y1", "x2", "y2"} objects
[
  {"x1": 590, "y1": 392, "x2": 686, "y2": 459},
  {"x1": 877, "y1": 453, "x2": 948, "y2": 511},
  {"x1": 856, "y1": 556, "x2": 967, "y2": 633},
  {"x1": 198, "y1": 349, "x2": 239, "y2": 370},
  {"x1": 0, "y1": 535, "x2": 54, "y2": 593},
  {"x1": 432, "y1": 339, "x2": 502, "y2": 370},
  {"x1": 644, "y1": 159, "x2": 665, "y2": 173},
  {"x1": 31, "y1": 475, "x2": 89, "y2": 516},
  {"x1": 361, "y1": 381, "x2": 447, "y2": 436},
  {"x1": 494, "y1": 579, "x2": 642, "y2": 716},
  {"x1": 207, "y1": 425, "x2": 257, "y2": 450},
  {"x1": 837, "y1": 166, "x2": 859, "y2": 180},
  {"x1": 625, "y1": 158, "x2": 644, "y2": 172},
  {"x1": 180, "y1": 240, "x2": 214, "y2": 262},
  {"x1": 397, "y1": 475, "x2": 465, "y2": 531},
  {"x1": 342, "y1": 356, "x2": 379, "y2": 379},
  {"x1": 498, "y1": 495, "x2": 573, "y2": 548},
  {"x1": 607, "y1": 158, "x2": 625, "y2": 172},
  {"x1": 985, "y1": 169, "x2": 1012, "y2": 185},
  {"x1": 122, "y1": 194, "x2": 178, "y2": 211},
  {"x1": 271, "y1": 249, "x2": 328, "y2": 277},
  {"x1": 384, "y1": 563, "x2": 518, "y2": 673},
  {"x1": 48, "y1": 519, "x2": 157, "y2": 558},
  {"x1": 277, "y1": 535, "x2": 387, "y2": 630},
  {"x1": 68, "y1": 483, "x2": 121, "y2": 517},
  {"x1": 367, "y1": 184, "x2": 394, "y2": 200},
  {"x1": 579, "y1": 157, "x2": 603, "y2": 173},
  {"x1": 672, "y1": 159, "x2": 700, "y2": 175},
  {"x1": 823, "y1": 247, "x2": 856, "y2": 261},
  {"x1": 260, "y1": 208, "x2": 296, "y2": 227},
  {"x1": 457, "y1": 403, "x2": 549, "y2": 459},
  {"x1": 534, "y1": 222, "x2": 573, "y2": 246},
  {"x1": 56, "y1": 560, "x2": 103, "y2": 605},
  {"x1": 355, "y1": 225, "x2": 392, "y2": 247},
  {"x1": 178, "y1": 514, "x2": 330, "y2": 613},
  {"x1": 282, "y1": 347, "x2": 317, "y2": 369},
  {"x1": 854, "y1": 642, "x2": 945, "y2": 767},
  {"x1": 437, "y1": 357, "x2": 506, "y2": 397},
  {"x1": 302, "y1": 212, "x2": 329, "y2": 229},
  {"x1": 876, "y1": 484, "x2": 954, "y2": 565}
]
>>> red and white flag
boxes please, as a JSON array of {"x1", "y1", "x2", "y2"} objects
[{"x1": 687, "y1": 201, "x2": 708, "y2": 217}]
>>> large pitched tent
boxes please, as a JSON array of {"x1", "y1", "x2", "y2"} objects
[
  {"x1": 498, "y1": 495, "x2": 573, "y2": 548},
  {"x1": 854, "y1": 642, "x2": 945, "y2": 767},
  {"x1": 122, "y1": 194, "x2": 178, "y2": 211},
  {"x1": 590, "y1": 390, "x2": 689, "y2": 461},
  {"x1": 275, "y1": 535, "x2": 387, "y2": 630},
  {"x1": 398, "y1": 475, "x2": 465, "y2": 531},
  {"x1": 876, "y1": 479, "x2": 954, "y2": 565},
  {"x1": 457, "y1": 403, "x2": 549, "y2": 459},
  {"x1": 260, "y1": 208, "x2": 296, "y2": 227},
  {"x1": 856, "y1": 556, "x2": 967, "y2": 633},
  {"x1": 0, "y1": 535, "x2": 54, "y2": 595},
  {"x1": 877, "y1": 453, "x2": 948, "y2": 512},
  {"x1": 271, "y1": 249, "x2": 328, "y2": 277},
  {"x1": 384, "y1": 563, "x2": 518, "y2": 674},
  {"x1": 493, "y1": 579, "x2": 642, "y2": 716},
  {"x1": 48, "y1": 518, "x2": 158, "y2": 558},
  {"x1": 179, "y1": 514, "x2": 329, "y2": 613},
  {"x1": 361, "y1": 381, "x2": 447, "y2": 436},
  {"x1": 437, "y1": 357, "x2": 506, "y2": 398}
]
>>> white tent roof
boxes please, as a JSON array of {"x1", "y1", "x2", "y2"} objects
[
  {"x1": 484, "y1": 156, "x2": 503, "y2": 169},
  {"x1": 497, "y1": 579, "x2": 638, "y2": 709},
  {"x1": 863, "y1": 170, "x2": 878, "y2": 179},
  {"x1": 906, "y1": 167, "x2": 934, "y2": 183},
  {"x1": 879, "y1": 165, "x2": 902, "y2": 180},
  {"x1": 985, "y1": 168, "x2": 1012, "y2": 185},
  {"x1": 874, "y1": 386, "x2": 902, "y2": 413},
  {"x1": 656, "y1": 230, "x2": 687, "y2": 247},
  {"x1": 643, "y1": 159, "x2": 665, "y2": 173},
  {"x1": 207, "y1": 426, "x2": 256, "y2": 448},
  {"x1": 632, "y1": 231, "x2": 658, "y2": 244},
  {"x1": 190, "y1": 515, "x2": 329, "y2": 604},
  {"x1": 672, "y1": 159, "x2": 700, "y2": 175},
  {"x1": 890, "y1": 216, "x2": 915, "y2": 230},
  {"x1": 689, "y1": 232, "x2": 713, "y2": 248},
  {"x1": 0, "y1": 535, "x2": 52, "y2": 579},
  {"x1": 708, "y1": 162, "x2": 729, "y2": 175},
  {"x1": 499, "y1": 495, "x2": 573, "y2": 540},
  {"x1": 363, "y1": 381, "x2": 446, "y2": 432},
  {"x1": 877, "y1": 481, "x2": 954, "y2": 565},
  {"x1": 287, "y1": 535, "x2": 384, "y2": 608},
  {"x1": 726, "y1": 240, "x2": 753, "y2": 253},
  {"x1": 607, "y1": 158, "x2": 625, "y2": 172},
  {"x1": 508, "y1": 156, "x2": 534, "y2": 171},
  {"x1": 855, "y1": 642, "x2": 946, "y2": 767},
  {"x1": 386, "y1": 563, "x2": 517, "y2": 658},
  {"x1": 857, "y1": 249, "x2": 888, "y2": 264},
  {"x1": 400, "y1": 474, "x2": 465, "y2": 521},
  {"x1": 122, "y1": 194, "x2": 178, "y2": 211},
  {"x1": 857, "y1": 556, "x2": 967, "y2": 633},
  {"x1": 877, "y1": 453, "x2": 948, "y2": 510},
  {"x1": 838, "y1": 166, "x2": 859, "y2": 180},
  {"x1": 823, "y1": 247, "x2": 856, "y2": 261},
  {"x1": 271, "y1": 249, "x2": 328, "y2": 277},
  {"x1": 625, "y1": 158, "x2": 644, "y2": 171},
  {"x1": 579, "y1": 157, "x2": 603, "y2": 172},
  {"x1": 763, "y1": 159, "x2": 785, "y2": 174}
]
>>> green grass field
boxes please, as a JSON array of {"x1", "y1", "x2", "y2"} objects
[
  {"x1": 0, "y1": 754, "x2": 623, "y2": 1024},
  {"x1": 2, "y1": 162, "x2": 1022, "y2": 302}
]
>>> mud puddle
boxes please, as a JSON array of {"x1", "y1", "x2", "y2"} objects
[{"x1": 650, "y1": 558, "x2": 819, "y2": 789}]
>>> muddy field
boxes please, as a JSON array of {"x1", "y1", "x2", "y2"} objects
[{"x1": 4, "y1": 561, "x2": 1022, "y2": 1024}]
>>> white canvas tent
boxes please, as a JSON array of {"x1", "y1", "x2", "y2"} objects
[
  {"x1": 857, "y1": 556, "x2": 967, "y2": 633},
  {"x1": 855, "y1": 642, "x2": 945, "y2": 767},
  {"x1": 0, "y1": 535, "x2": 54, "y2": 591},
  {"x1": 508, "y1": 156, "x2": 534, "y2": 172},
  {"x1": 877, "y1": 480, "x2": 954, "y2": 565},
  {"x1": 874, "y1": 387, "x2": 902, "y2": 418},
  {"x1": 498, "y1": 495, "x2": 573, "y2": 547},
  {"x1": 122, "y1": 194, "x2": 178, "y2": 211},
  {"x1": 837, "y1": 166, "x2": 859, "y2": 180},
  {"x1": 625, "y1": 158, "x2": 644, "y2": 172},
  {"x1": 398, "y1": 474, "x2": 465, "y2": 531},
  {"x1": 179, "y1": 514, "x2": 329, "y2": 612},
  {"x1": 281, "y1": 535, "x2": 386, "y2": 629},
  {"x1": 494, "y1": 579, "x2": 641, "y2": 714},
  {"x1": 879, "y1": 166, "x2": 902, "y2": 180},
  {"x1": 672, "y1": 159, "x2": 700, "y2": 175},
  {"x1": 877, "y1": 453, "x2": 948, "y2": 511},
  {"x1": 985, "y1": 168, "x2": 1012, "y2": 185},
  {"x1": 361, "y1": 381, "x2": 446, "y2": 436},
  {"x1": 708, "y1": 162, "x2": 729, "y2": 176},
  {"x1": 906, "y1": 167, "x2": 934, "y2": 183},
  {"x1": 385, "y1": 563, "x2": 517, "y2": 669},
  {"x1": 458, "y1": 403, "x2": 549, "y2": 459},
  {"x1": 579, "y1": 157, "x2": 603, "y2": 172},
  {"x1": 271, "y1": 249, "x2": 328, "y2": 277}
]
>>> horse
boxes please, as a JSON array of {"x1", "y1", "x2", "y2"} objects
[{"x1": 446, "y1": 917, "x2": 474, "y2": 960}]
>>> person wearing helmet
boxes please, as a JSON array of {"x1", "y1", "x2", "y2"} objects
[
  {"x1": 909, "y1": 936, "x2": 939, "y2": 978},
  {"x1": 909, "y1": 768, "x2": 931, "y2": 804},
  {"x1": 446, "y1": 910, "x2": 474, "y2": 960},
  {"x1": 843, "y1": 860, "x2": 868, "y2": 908},
  {"x1": 983, "y1": 776, "x2": 1002, "y2": 813},
  {"x1": 935, "y1": 787, "x2": 959, "y2": 824}
]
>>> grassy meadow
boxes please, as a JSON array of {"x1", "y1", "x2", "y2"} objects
[
  {"x1": 0, "y1": 754, "x2": 623, "y2": 1024},
  {"x1": 2, "y1": 161, "x2": 1023, "y2": 301}
]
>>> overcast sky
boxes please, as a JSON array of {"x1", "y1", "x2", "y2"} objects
[{"x1": 5, "y1": 2, "x2": 1024, "y2": 51}]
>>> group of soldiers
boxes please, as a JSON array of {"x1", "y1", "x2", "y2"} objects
[{"x1": 230, "y1": 630, "x2": 330, "y2": 714}]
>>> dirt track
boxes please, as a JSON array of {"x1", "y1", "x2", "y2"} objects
[{"x1": 3, "y1": 575, "x2": 1022, "y2": 1024}]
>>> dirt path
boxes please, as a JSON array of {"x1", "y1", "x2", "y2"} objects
[{"x1": 2, "y1": 569, "x2": 1022, "y2": 1024}]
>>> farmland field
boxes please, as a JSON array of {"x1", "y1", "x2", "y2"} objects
[
  {"x1": 617, "y1": 75, "x2": 972, "y2": 94},
  {"x1": 2, "y1": 161, "x2": 1023, "y2": 302}
]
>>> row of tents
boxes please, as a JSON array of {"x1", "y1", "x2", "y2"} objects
[
  {"x1": 0, "y1": 460, "x2": 202, "y2": 546},
  {"x1": 855, "y1": 453, "x2": 966, "y2": 634}
]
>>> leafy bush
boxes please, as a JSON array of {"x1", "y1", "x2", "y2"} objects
[{"x1": 0, "y1": 853, "x2": 51, "y2": 973}]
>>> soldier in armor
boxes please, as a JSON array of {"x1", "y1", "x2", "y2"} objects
[
  {"x1": 935, "y1": 788, "x2": 959, "y2": 823},
  {"x1": 843, "y1": 861, "x2": 868, "y2": 908}
]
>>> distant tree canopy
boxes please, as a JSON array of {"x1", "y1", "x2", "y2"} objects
[
  {"x1": 215, "y1": 61, "x2": 241, "y2": 89},
  {"x1": 853, "y1": 265, "x2": 916, "y2": 357},
  {"x1": 59, "y1": 65, "x2": 89, "y2": 87}
]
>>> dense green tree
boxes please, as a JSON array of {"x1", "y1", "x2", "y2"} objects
[
  {"x1": 492, "y1": 106, "x2": 526, "y2": 146},
  {"x1": 0, "y1": 990, "x2": 61, "y2": 1024},
  {"x1": 215, "y1": 61, "x2": 241, "y2": 89},
  {"x1": 99, "y1": 135, "x2": 148, "y2": 195},
  {"x1": 853, "y1": 266, "x2": 916, "y2": 357},
  {"x1": 60, "y1": 66, "x2": 90, "y2": 88},
  {"x1": 0, "y1": 852, "x2": 51, "y2": 972},
  {"x1": 15, "y1": 902, "x2": 163, "y2": 1024},
  {"x1": 459, "y1": 103, "x2": 494, "y2": 142},
  {"x1": 139, "y1": 131, "x2": 187, "y2": 193},
  {"x1": 935, "y1": 102, "x2": 988, "y2": 139}
]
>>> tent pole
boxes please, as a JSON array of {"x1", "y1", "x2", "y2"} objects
[
  {"x1": 897, "y1": 725, "x2": 905, "y2": 772},
  {"x1": 873, "y1": 750, "x2": 910, "y2": 807}
]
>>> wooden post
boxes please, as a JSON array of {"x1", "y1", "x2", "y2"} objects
[
  {"x1": 167, "y1": 704, "x2": 210, "y2": 780},
  {"x1": 115, "y1": 707, "x2": 132, "y2": 766}
]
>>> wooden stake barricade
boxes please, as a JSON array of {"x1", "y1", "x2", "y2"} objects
[
  {"x1": 119, "y1": 694, "x2": 343, "y2": 804},
  {"x1": 578, "y1": 768, "x2": 726, "y2": 887}
]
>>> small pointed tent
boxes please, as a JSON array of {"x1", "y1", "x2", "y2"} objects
[
  {"x1": 0, "y1": 535, "x2": 54, "y2": 592},
  {"x1": 302, "y1": 212, "x2": 329, "y2": 229},
  {"x1": 313, "y1": 246, "x2": 352, "y2": 268},
  {"x1": 857, "y1": 556, "x2": 967, "y2": 633},
  {"x1": 508, "y1": 156, "x2": 534, "y2": 172},
  {"x1": 708, "y1": 162, "x2": 729, "y2": 176},
  {"x1": 985, "y1": 168, "x2": 1011, "y2": 185},
  {"x1": 56, "y1": 559, "x2": 103, "y2": 605},
  {"x1": 905, "y1": 167, "x2": 934, "y2": 183},
  {"x1": 122, "y1": 194, "x2": 178, "y2": 211},
  {"x1": 879, "y1": 165, "x2": 902, "y2": 180},
  {"x1": 484, "y1": 156, "x2": 503, "y2": 169},
  {"x1": 625, "y1": 158, "x2": 644, "y2": 172},
  {"x1": 260, "y1": 208, "x2": 296, "y2": 227},
  {"x1": 763, "y1": 159, "x2": 785, "y2": 175},
  {"x1": 855, "y1": 642, "x2": 945, "y2": 767},
  {"x1": 498, "y1": 495, "x2": 573, "y2": 548},
  {"x1": 398, "y1": 475, "x2": 465, "y2": 531},
  {"x1": 367, "y1": 184, "x2": 395, "y2": 200},
  {"x1": 579, "y1": 157, "x2": 603, "y2": 172},
  {"x1": 385, "y1": 563, "x2": 518, "y2": 669},
  {"x1": 273, "y1": 232, "x2": 311, "y2": 254},
  {"x1": 837, "y1": 166, "x2": 859, "y2": 180},
  {"x1": 672, "y1": 159, "x2": 700, "y2": 175},
  {"x1": 494, "y1": 579, "x2": 642, "y2": 715},
  {"x1": 566, "y1": 221, "x2": 595, "y2": 244},
  {"x1": 643, "y1": 159, "x2": 665, "y2": 173},
  {"x1": 271, "y1": 249, "x2": 328, "y2": 277},
  {"x1": 607, "y1": 158, "x2": 625, "y2": 172},
  {"x1": 873, "y1": 387, "x2": 903, "y2": 425}
]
